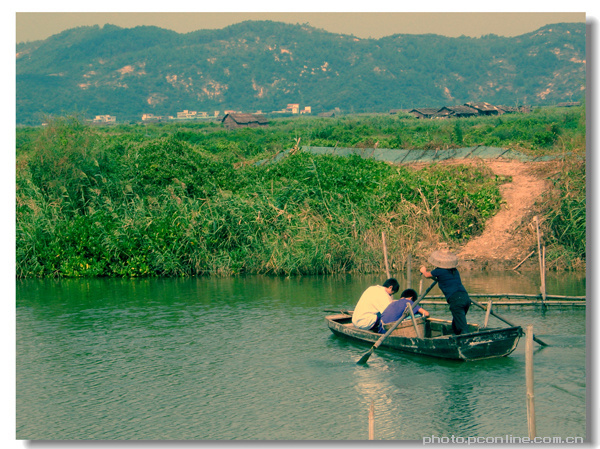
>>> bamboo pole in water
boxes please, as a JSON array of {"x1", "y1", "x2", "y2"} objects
[
  {"x1": 407, "y1": 254, "x2": 412, "y2": 289},
  {"x1": 512, "y1": 250, "x2": 535, "y2": 270},
  {"x1": 542, "y1": 245, "x2": 547, "y2": 309},
  {"x1": 525, "y1": 325, "x2": 537, "y2": 439},
  {"x1": 534, "y1": 216, "x2": 547, "y2": 308},
  {"x1": 368, "y1": 401, "x2": 375, "y2": 440},
  {"x1": 422, "y1": 293, "x2": 585, "y2": 301},
  {"x1": 382, "y1": 232, "x2": 390, "y2": 279},
  {"x1": 421, "y1": 300, "x2": 584, "y2": 307}
]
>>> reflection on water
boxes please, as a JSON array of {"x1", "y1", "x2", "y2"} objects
[{"x1": 16, "y1": 273, "x2": 586, "y2": 440}]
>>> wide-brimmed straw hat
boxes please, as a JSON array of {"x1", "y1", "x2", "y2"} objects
[{"x1": 428, "y1": 250, "x2": 458, "y2": 269}]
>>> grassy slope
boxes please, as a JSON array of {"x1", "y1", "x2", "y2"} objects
[{"x1": 15, "y1": 107, "x2": 586, "y2": 277}]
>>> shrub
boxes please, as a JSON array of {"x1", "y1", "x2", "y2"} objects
[{"x1": 16, "y1": 110, "x2": 586, "y2": 277}]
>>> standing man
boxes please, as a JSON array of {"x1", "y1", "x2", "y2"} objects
[
  {"x1": 352, "y1": 278, "x2": 400, "y2": 333},
  {"x1": 420, "y1": 249, "x2": 470, "y2": 335}
]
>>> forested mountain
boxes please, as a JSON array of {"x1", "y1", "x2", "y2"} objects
[{"x1": 16, "y1": 20, "x2": 586, "y2": 125}]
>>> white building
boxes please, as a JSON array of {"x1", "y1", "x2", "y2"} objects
[
  {"x1": 92, "y1": 115, "x2": 116, "y2": 123},
  {"x1": 287, "y1": 103, "x2": 300, "y2": 114}
]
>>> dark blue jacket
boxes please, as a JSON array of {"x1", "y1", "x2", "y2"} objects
[{"x1": 431, "y1": 267, "x2": 467, "y2": 300}]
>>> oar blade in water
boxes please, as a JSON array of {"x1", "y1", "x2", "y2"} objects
[{"x1": 357, "y1": 347, "x2": 374, "y2": 365}]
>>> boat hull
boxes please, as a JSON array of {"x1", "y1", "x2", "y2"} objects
[{"x1": 326, "y1": 314, "x2": 522, "y2": 361}]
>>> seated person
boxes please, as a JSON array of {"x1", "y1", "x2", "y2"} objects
[
  {"x1": 352, "y1": 278, "x2": 400, "y2": 333},
  {"x1": 380, "y1": 288, "x2": 429, "y2": 332}
]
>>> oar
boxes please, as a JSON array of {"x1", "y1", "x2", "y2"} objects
[
  {"x1": 470, "y1": 298, "x2": 549, "y2": 347},
  {"x1": 357, "y1": 280, "x2": 438, "y2": 365}
]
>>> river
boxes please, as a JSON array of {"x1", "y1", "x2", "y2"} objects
[{"x1": 16, "y1": 271, "x2": 586, "y2": 441}]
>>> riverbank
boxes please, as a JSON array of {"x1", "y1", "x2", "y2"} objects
[
  {"x1": 277, "y1": 147, "x2": 579, "y2": 271},
  {"x1": 15, "y1": 110, "x2": 586, "y2": 277},
  {"x1": 459, "y1": 156, "x2": 584, "y2": 271}
]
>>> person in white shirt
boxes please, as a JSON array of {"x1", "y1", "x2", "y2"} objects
[{"x1": 352, "y1": 278, "x2": 400, "y2": 333}]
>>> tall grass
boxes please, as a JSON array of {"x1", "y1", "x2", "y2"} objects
[
  {"x1": 537, "y1": 151, "x2": 586, "y2": 269},
  {"x1": 16, "y1": 110, "x2": 586, "y2": 277}
]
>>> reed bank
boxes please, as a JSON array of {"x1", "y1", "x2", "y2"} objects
[{"x1": 15, "y1": 107, "x2": 586, "y2": 278}]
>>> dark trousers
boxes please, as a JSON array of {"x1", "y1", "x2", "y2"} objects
[
  {"x1": 448, "y1": 291, "x2": 471, "y2": 335},
  {"x1": 370, "y1": 315, "x2": 384, "y2": 334}
]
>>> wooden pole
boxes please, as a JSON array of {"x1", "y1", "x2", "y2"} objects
[
  {"x1": 534, "y1": 216, "x2": 546, "y2": 308},
  {"x1": 512, "y1": 250, "x2": 535, "y2": 271},
  {"x1": 525, "y1": 325, "x2": 537, "y2": 439},
  {"x1": 424, "y1": 293, "x2": 584, "y2": 301},
  {"x1": 407, "y1": 254, "x2": 412, "y2": 288},
  {"x1": 368, "y1": 401, "x2": 375, "y2": 440},
  {"x1": 382, "y1": 232, "x2": 390, "y2": 279},
  {"x1": 483, "y1": 300, "x2": 492, "y2": 328},
  {"x1": 542, "y1": 245, "x2": 547, "y2": 309},
  {"x1": 406, "y1": 303, "x2": 422, "y2": 338},
  {"x1": 534, "y1": 215, "x2": 542, "y2": 270}
]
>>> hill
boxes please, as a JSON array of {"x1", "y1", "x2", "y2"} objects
[{"x1": 16, "y1": 21, "x2": 586, "y2": 125}]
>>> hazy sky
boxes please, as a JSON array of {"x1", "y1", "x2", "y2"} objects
[{"x1": 15, "y1": 11, "x2": 587, "y2": 43}]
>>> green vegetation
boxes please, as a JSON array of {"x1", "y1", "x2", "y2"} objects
[
  {"x1": 539, "y1": 153, "x2": 586, "y2": 267},
  {"x1": 16, "y1": 107, "x2": 586, "y2": 278}
]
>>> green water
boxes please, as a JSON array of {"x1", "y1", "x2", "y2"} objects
[{"x1": 16, "y1": 273, "x2": 586, "y2": 440}]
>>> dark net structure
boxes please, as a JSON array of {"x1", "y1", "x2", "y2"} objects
[{"x1": 267, "y1": 146, "x2": 560, "y2": 165}]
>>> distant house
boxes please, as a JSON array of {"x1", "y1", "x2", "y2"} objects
[
  {"x1": 496, "y1": 105, "x2": 520, "y2": 114},
  {"x1": 408, "y1": 108, "x2": 441, "y2": 119},
  {"x1": 142, "y1": 113, "x2": 169, "y2": 122},
  {"x1": 221, "y1": 113, "x2": 268, "y2": 130},
  {"x1": 177, "y1": 110, "x2": 197, "y2": 119},
  {"x1": 405, "y1": 102, "x2": 531, "y2": 120},
  {"x1": 176, "y1": 110, "x2": 209, "y2": 120},
  {"x1": 318, "y1": 111, "x2": 336, "y2": 118},
  {"x1": 519, "y1": 105, "x2": 532, "y2": 113},
  {"x1": 437, "y1": 105, "x2": 479, "y2": 118},
  {"x1": 556, "y1": 101, "x2": 581, "y2": 108},
  {"x1": 496, "y1": 105, "x2": 531, "y2": 114},
  {"x1": 465, "y1": 102, "x2": 502, "y2": 116},
  {"x1": 91, "y1": 115, "x2": 116, "y2": 124}
]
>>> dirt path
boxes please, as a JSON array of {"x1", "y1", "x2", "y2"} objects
[{"x1": 457, "y1": 159, "x2": 550, "y2": 266}]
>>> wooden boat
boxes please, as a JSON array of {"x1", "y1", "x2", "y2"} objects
[{"x1": 325, "y1": 312, "x2": 522, "y2": 361}]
